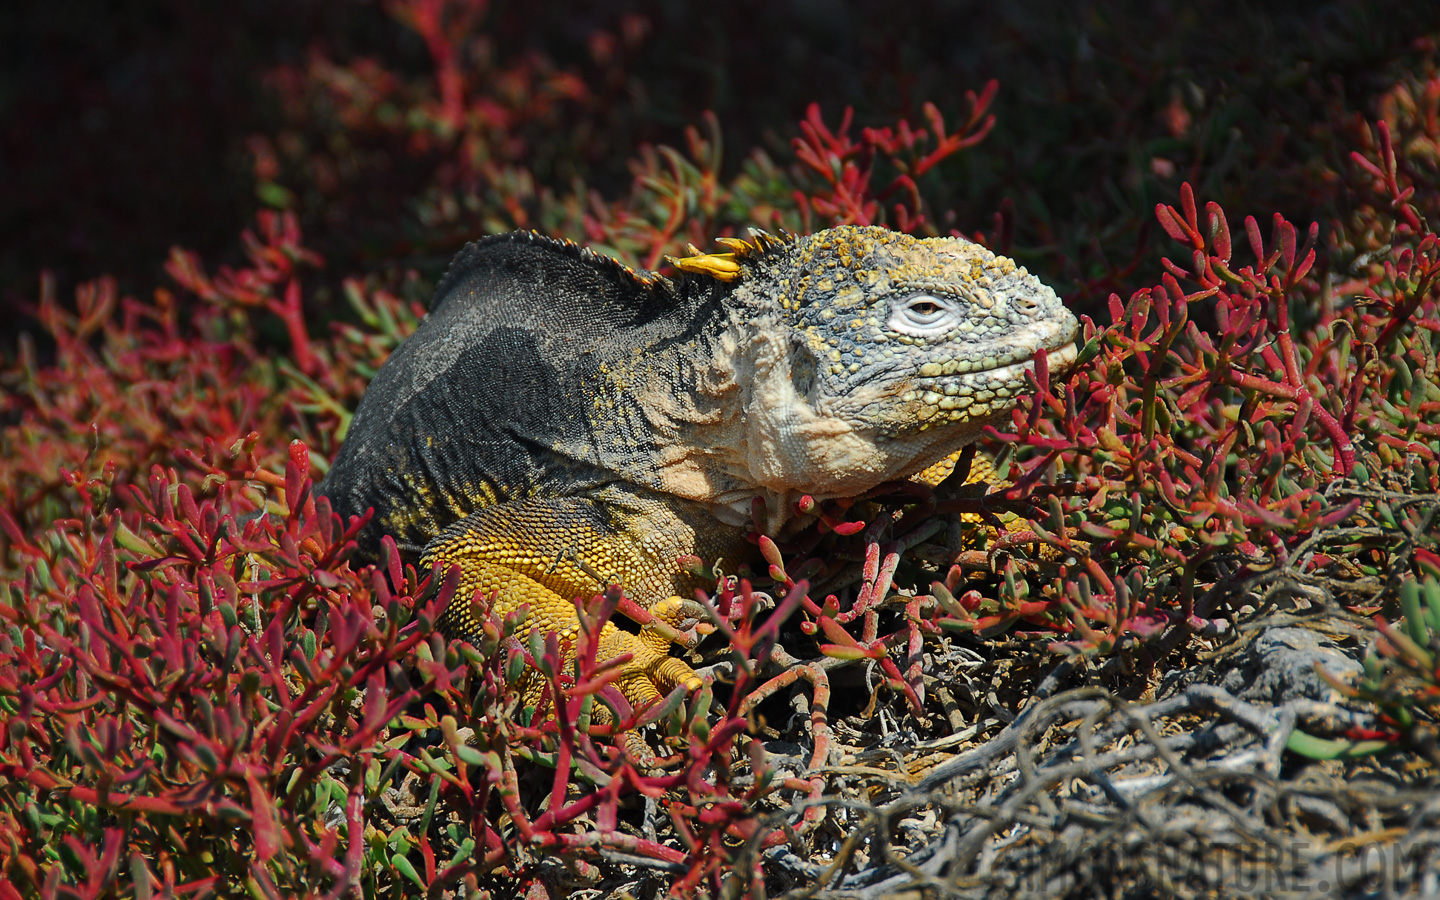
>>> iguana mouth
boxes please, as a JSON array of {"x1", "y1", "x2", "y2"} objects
[{"x1": 906, "y1": 339, "x2": 1080, "y2": 427}]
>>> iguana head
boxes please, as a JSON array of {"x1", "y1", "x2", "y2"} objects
[{"x1": 670, "y1": 225, "x2": 1079, "y2": 511}]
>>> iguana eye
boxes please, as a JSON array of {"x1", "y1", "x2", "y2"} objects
[{"x1": 887, "y1": 292, "x2": 962, "y2": 337}]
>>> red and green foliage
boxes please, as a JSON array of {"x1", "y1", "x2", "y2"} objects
[{"x1": 3, "y1": 2, "x2": 1439, "y2": 896}]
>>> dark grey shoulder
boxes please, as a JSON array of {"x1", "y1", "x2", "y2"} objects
[{"x1": 319, "y1": 231, "x2": 716, "y2": 559}]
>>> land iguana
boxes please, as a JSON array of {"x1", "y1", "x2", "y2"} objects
[{"x1": 319, "y1": 225, "x2": 1080, "y2": 710}]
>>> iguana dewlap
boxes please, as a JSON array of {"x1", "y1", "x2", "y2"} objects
[{"x1": 320, "y1": 226, "x2": 1079, "y2": 709}]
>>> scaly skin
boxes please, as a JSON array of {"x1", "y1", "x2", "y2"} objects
[
  {"x1": 320, "y1": 226, "x2": 1079, "y2": 712},
  {"x1": 422, "y1": 486, "x2": 740, "y2": 705}
]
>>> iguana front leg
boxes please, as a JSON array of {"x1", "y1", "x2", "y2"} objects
[{"x1": 422, "y1": 487, "x2": 726, "y2": 711}]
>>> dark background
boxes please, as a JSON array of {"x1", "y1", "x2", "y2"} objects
[{"x1": 1, "y1": 0, "x2": 1431, "y2": 317}]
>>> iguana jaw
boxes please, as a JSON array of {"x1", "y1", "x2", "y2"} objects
[
  {"x1": 671, "y1": 325, "x2": 1079, "y2": 532},
  {"x1": 745, "y1": 336, "x2": 1079, "y2": 485},
  {"x1": 897, "y1": 333, "x2": 1080, "y2": 430}
]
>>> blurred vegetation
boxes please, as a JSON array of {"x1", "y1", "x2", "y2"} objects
[{"x1": 4, "y1": 1, "x2": 1435, "y2": 311}]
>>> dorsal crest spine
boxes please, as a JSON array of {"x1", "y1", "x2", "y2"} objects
[
  {"x1": 432, "y1": 230, "x2": 672, "y2": 312},
  {"x1": 665, "y1": 228, "x2": 797, "y2": 283}
]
